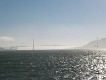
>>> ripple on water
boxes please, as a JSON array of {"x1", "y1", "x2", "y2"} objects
[{"x1": 0, "y1": 50, "x2": 106, "y2": 80}]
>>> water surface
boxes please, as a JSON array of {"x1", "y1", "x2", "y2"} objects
[{"x1": 0, "y1": 50, "x2": 106, "y2": 80}]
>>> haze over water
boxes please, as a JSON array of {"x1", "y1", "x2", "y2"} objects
[
  {"x1": 0, "y1": 0, "x2": 106, "y2": 80},
  {"x1": 0, "y1": 0, "x2": 106, "y2": 49}
]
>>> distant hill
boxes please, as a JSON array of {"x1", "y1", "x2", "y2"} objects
[{"x1": 81, "y1": 38, "x2": 106, "y2": 49}]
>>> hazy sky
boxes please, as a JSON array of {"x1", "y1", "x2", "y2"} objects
[{"x1": 0, "y1": 0, "x2": 106, "y2": 49}]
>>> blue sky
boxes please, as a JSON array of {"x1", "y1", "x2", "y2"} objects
[{"x1": 0, "y1": 0, "x2": 106, "y2": 49}]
